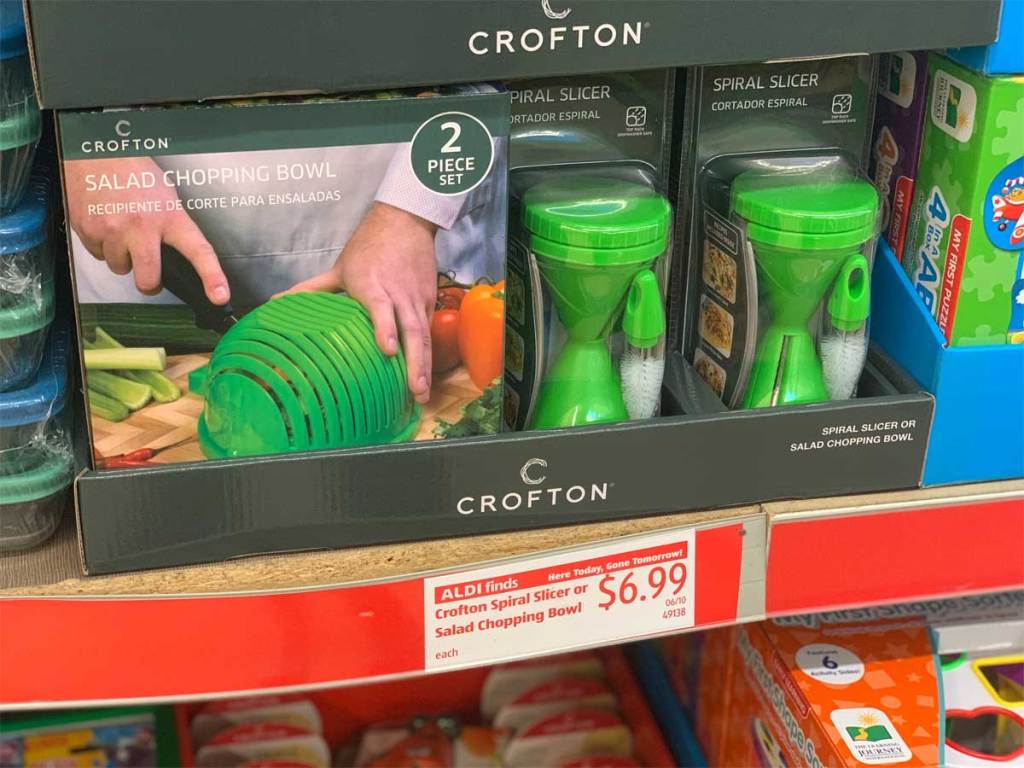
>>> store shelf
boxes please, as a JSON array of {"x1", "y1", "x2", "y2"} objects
[
  {"x1": 2, "y1": 482, "x2": 1021, "y2": 710},
  {"x1": 0, "y1": 505, "x2": 764, "y2": 709},
  {"x1": 25, "y1": 0, "x2": 1001, "y2": 109},
  {"x1": 1, "y1": 505, "x2": 754, "y2": 597},
  {"x1": 765, "y1": 480, "x2": 1024, "y2": 616}
]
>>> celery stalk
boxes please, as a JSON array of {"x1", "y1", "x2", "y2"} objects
[
  {"x1": 88, "y1": 389, "x2": 130, "y2": 422},
  {"x1": 122, "y1": 370, "x2": 180, "y2": 403},
  {"x1": 87, "y1": 371, "x2": 153, "y2": 410},
  {"x1": 84, "y1": 347, "x2": 166, "y2": 371},
  {"x1": 88, "y1": 327, "x2": 181, "y2": 402},
  {"x1": 92, "y1": 327, "x2": 122, "y2": 349}
]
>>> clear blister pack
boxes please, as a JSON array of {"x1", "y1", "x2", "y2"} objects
[{"x1": 692, "y1": 157, "x2": 880, "y2": 409}]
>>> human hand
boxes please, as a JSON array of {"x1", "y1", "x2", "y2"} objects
[
  {"x1": 64, "y1": 157, "x2": 230, "y2": 304},
  {"x1": 286, "y1": 202, "x2": 438, "y2": 403}
]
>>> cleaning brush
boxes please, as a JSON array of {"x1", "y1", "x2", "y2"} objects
[
  {"x1": 821, "y1": 254, "x2": 871, "y2": 401},
  {"x1": 821, "y1": 329, "x2": 868, "y2": 400},
  {"x1": 619, "y1": 270, "x2": 666, "y2": 420},
  {"x1": 621, "y1": 344, "x2": 665, "y2": 419}
]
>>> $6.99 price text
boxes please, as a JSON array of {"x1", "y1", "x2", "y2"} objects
[{"x1": 597, "y1": 562, "x2": 688, "y2": 618}]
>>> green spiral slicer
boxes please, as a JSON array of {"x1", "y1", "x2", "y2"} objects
[
  {"x1": 522, "y1": 176, "x2": 671, "y2": 429},
  {"x1": 731, "y1": 171, "x2": 879, "y2": 409},
  {"x1": 190, "y1": 292, "x2": 420, "y2": 459}
]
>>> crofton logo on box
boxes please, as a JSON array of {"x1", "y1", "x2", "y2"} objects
[
  {"x1": 456, "y1": 458, "x2": 611, "y2": 515},
  {"x1": 80, "y1": 120, "x2": 171, "y2": 154},
  {"x1": 468, "y1": 1, "x2": 645, "y2": 55}
]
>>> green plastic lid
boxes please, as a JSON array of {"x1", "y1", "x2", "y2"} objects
[
  {"x1": 622, "y1": 270, "x2": 665, "y2": 349},
  {"x1": 522, "y1": 177, "x2": 671, "y2": 265},
  {"x1": 0, "y1": 278, "x2": 55, "y2": 338},
  {"x1": 0, "y1": 446, "x2": 73, "y2": 504},
  {"x1": 0, "y1": 107, "x2": 41, "y2": 151},
  {"x1": 732, "y1": 172, "x2": 878, "y2": 249}
]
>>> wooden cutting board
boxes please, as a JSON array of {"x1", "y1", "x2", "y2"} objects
[
  {"x1": 90, "y1": 355, "x2": 485, "y2": 465},
  {"x1": 89, "y1": 354, "x2": 209, "y2": 464}
]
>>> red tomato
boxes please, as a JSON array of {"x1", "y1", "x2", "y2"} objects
[
  {"x1": 430, "y1": 307, "x2": 461, "y2": 372},
  {"x1": 437, "y1": 285, "x2": 466, "y2": 310}
]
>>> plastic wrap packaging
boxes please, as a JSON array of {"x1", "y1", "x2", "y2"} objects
[
  {"x1": 690, "y1": 159, "x2": 880, "y2": 410},
  {"x1": 0, "y1": 175, "x2": 53, "y2": 391},
  {"x1": 0, "y1": 325, "x2": 73, "y2": 551},
  {"x1": 507, "y1": 169, "x2": 671, "y2": 432},
  {"x1": 0, "y1": 0, "x2": 42, "y2": 213},
  {"x1": 502, "y1": 71, "x2": 675, "y2": 433}
]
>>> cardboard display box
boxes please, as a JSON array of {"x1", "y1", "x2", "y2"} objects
[
  {"x1": 869, "y1": 51, "x2": 930, "y2": 264},
  {"x1": 51, "y1": 71, "x2": 935, "y2": 576},
  {"x1": 172, "y1": 648, "x2": 676, "y2": 767},
  {"x1": 23, "y1": 0, "x2": 1000, "y2": 110},
  {"x1": 872, "y1": 241, "x2": 1024, "y2": 486},
  {"x1": 71, "y1": 347, "x2": 931, "y2": 574},
  {"x1": 658, "y1": 594, "x2": 1024, "y2": 767},
  {"x1": 903, "y1": 55, "x2": 1024, "y2": 348}
]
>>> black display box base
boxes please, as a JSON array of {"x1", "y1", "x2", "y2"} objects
[{"x1": 74, "y1": 347, "x2": 931, "y2": 574}]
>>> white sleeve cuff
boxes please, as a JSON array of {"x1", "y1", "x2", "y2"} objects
[{"x1": 374, "y1": 143, "x2": 468, "y2": 230}]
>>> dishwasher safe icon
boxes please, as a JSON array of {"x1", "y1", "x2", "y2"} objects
[
  {"x1": 832, "y1": 93, "x2": 854, "y2": 116},
  {"x1": 626, "y1": 106, "x2": 647, "y2": 128}
]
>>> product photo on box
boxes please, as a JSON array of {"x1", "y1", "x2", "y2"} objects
[{"x1": 60, "y1": 87, "x2": 510, "y2": 468}]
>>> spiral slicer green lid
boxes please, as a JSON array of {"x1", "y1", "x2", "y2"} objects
[
  {"x1": 732, "y1": 172, "x2": 879, "y2": 250},
  {"x1": 522, "y1": 177, "x2": 671, "y2": 264},
  {"x1": 196, "y1": 292, "x2": 420, "y2": 459}
]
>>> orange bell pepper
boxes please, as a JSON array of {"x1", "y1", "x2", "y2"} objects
[{"x1": 458, "y1": 282, "x2": 505, "y2": 389}]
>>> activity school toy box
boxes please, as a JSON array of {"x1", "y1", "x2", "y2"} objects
[
  {"x1": 903, "y1": 55, "x2": 1024, "y2": 347},
  {"x1": 0, "y1": 706, "x2": 180, "y2": 767},
  {"x1": 869, "y1": 51, "x2": 930, "y2": 264},
  {"x1": 690, "y1": 604, "x2": 1024, "y2": 767},
  {"x1": 60, "y1": 87, "x2": 509, "y2": 469}
]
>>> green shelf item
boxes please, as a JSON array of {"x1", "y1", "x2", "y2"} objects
[
  {"x1": 523, "y1": 176, "x2": 670, "y2": 429},
  {"x1": 733, "y1": 171, "x2": 878, "y2": 409},
  {"x1": 194, "y1": 292, "x2": 420, "y2": 459},
  {"x1": 828, "y1": 254, "x2": 872, "y2": 332},
  {"x1": 623, "y1": 270, "x2": 665, "y2": 349}
]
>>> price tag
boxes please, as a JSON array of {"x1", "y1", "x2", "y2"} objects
[{"x1": 423, "y1": 528, "x2": 695, "y2": 670}]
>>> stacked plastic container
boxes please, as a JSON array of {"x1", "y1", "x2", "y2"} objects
[{"x1": 0, "y1": 0, "x2": 72, "y2": 550}]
